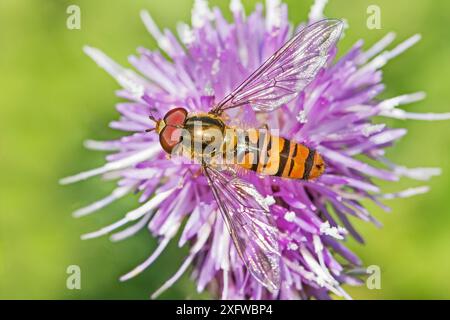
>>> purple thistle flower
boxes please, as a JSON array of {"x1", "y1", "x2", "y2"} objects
[{"x1": 61, "y1": 0, "x2": 450, "y2": 299}]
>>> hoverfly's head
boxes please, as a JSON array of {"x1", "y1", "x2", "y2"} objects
[{"x1": 146, "y1": 107, "x2": 188, "y2": 154}]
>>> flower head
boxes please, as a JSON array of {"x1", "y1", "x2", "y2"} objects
[{"x1": 61, "y1": 0, "x2": 450, "y2": 299}]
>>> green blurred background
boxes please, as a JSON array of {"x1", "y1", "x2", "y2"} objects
[{"x1": 0, "y1": 0, "x2": 449, "y2": 299}]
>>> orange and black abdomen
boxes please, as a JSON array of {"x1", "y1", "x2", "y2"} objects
[
  {"x1": 233, "y1": 129, "x2": 325, "y2": 180},
  {"x1": 271, "y1": 136, "x2": 325, "y2": 180}
]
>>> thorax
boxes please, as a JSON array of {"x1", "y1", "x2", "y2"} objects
[{"x1": 178, "y1": 113, "x2": 227, "y2": 161}]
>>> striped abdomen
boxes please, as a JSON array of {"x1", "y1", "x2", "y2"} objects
[
  {"x1": 224, "y1": 128, "x2": 325, "y2": 180},
  {"x1": 181, "y1": 115, "x2": 325, "y2": 180}
]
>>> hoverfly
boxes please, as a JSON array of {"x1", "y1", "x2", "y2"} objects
[{"x1": 146, "y1": 19, "x2": 343, "y2": 292}]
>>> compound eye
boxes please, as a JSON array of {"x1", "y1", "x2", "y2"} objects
[
  {"x1": 160, "y1": 126, "x2": 182, "y2": 153},
  {"x1": 159, "y1": 107, "x2": 188, "y2": 153},
  {"x1": 164, "y1": 108, "x2": 187, "y2": 126}
]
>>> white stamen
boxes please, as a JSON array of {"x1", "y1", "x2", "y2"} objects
[
  {"x1": 351, "y1": 34, "x2": 422, "y2": 84},
  {"x1": 376, "y1": 90, "x2": 450, "y2": 121},
  {"x1": 319, "y1": 221, "x2": 346, "y2": 240},
  {"x1": 240, "y1": 184, "x2": 269, "y2": 211},
  {"x1": 370, "y1": 129, "x2": 407, "y2": 145},
  {"x1": 287, "y1": 242, "x2": 298, "y2": 251},
  {"x1": 158, "y1": 214, "x2": 185, "y2": 241},
  {"x1": 151, "y1": 222, "x2": 211, "y2": 299},
  {"x1": 80, "y1": 187, "x2": 175, "y2": 240},
  {"x1": 265, "y1": 0, "x2": 282, "y2": 30},
  {"x1": 308, "y1": 0, "x2": 328, "y2": 22},
  {"x1": 211, "y1": 59, "x2": 220, "y2": 75},
  {"x1": 264, "y1": 195, "x2": 276, "y2": 206},
  {"x1": 110, "y1": 212, "x2": 152, "y2": 242},
  {"x1": 140, "y1": 10, "x2": 172, "y2": 54},
  {"x1": 190, "y1": 222, "x2": 213, "y2": 253},
  {"x1": 120, "y1": 237, "x2": 171, "y2": 281},
  {"x1": 230, "y1": 0, "x2": 244, "y2": 13},
  {"x1": 238, "y1": 45, "x2": 249, "y2": 68},
  {"x1": 314, "y1": 235, "x2": 335, "y2": 278},
  {"x1": 358, "y1": 32, "x2": 396, "y2": 64},
  {"x1": 300, "y1": 245, "x2": 341, "y2": 294},
  {"x1": 73, "y1": 185, "x2": 134, "y2": 218},
  {"x1": 319, "y1": 146, "x2": 398, "y2": 181},
  {"x1": 385, "y1": 34, "x2": 422, "y2": 61},
  {"x1": 222, "y1": 271, "x2": 229, "y2": 300},
  {"x1": 191, "y1": 0, "x2": 213, "y2": 29},
  {"x1": 283, "y1": 259, "x2": 315, "y2": 283},
  {"x1": 117, "y1": 72, "x2": 145, "y2": 99},
  {"x1": 84, "y1": 139, "x2": 119, "y2": 151},
  {"x1": 123, "y1": 168, "x2": 160, "y2": 180},
  {"x1": 394, "y1": 166, "x2": 442, "y2": 181},
  {"x1": 126, "y1": 187, "x2": 176, "y2": 221},
  {"x1": 83, "y1": 46, "x2": 146, "y2": 99},
  {"x1": 378, "y1": 92, "x2": 426, "y2": 111},
  {"x1": 204, "y1": 83, "x2": 215, "y2": 96},
  {"x1": 368, "y1": 34, "x2": 422, "y2": 70},
  {"x1": 179, "y1": 203, "x2": 212, "y2": 247},
  {"x1": 284, "y1": 211, "x2": 296, "y2": 222},
  {"x1": 362, "y1": 124, "x2": 386, "y2": 137},
  {"x1": 177, "y1": 22, "x2": 195, "y2": 45},
  {"x1": 81, "y1": 218, "x2": 130, "y2": 240},
  {"x1": 296, "y1": 110, "x2": 308, "y2": 124},
  {"x1": 217, "y1": 222, "x2": 231, "y2": 271},
  {"x1": 59, "y1": 145, "x2": 160, "y2": 184},
  {"x1": 381, "y1": 186, "x2": 430, "y2": 199},
  {"x1": 60, "y1": 167, "x2": 111, "y2": 185},
  {"x1": 380, "y1": 109, "x2": 450, "y2": 121},
  {"x1": 83, "y1": 46, "x2": 125, "y2": 77},
  {"x1": 151, "y1": 254, "x2": 195, "y2": 299}
]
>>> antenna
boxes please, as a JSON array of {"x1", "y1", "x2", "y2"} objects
[
  {"x1": 148, "y1": 114, "x2": 157, "y2": 123},
  {"x1": 145, "y1": 112, "x2": 159, "y2": 133}
]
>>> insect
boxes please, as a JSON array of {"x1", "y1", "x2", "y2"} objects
[{"x1": 146, "y1": 19, "x2": 343, "y2": 292}]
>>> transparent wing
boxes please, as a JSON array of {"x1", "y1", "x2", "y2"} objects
[
  {"x1": 211, "y1": 19, "x2": 343, "y2": 115},
  {"x1": 203, "y1": 165, "x2": 281, "y2": 292}
]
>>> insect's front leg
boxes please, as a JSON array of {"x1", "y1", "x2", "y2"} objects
[{"x1": 178, "y1": 166, "x2": 202, "y2": 188}]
